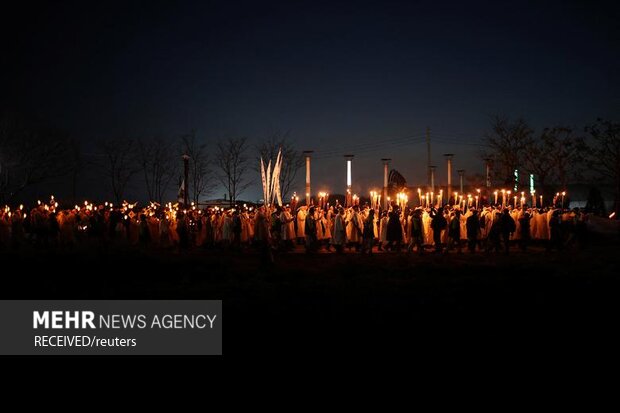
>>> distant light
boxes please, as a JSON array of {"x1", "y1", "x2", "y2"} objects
[{"x1": 347, "y1": 160, "x2": 352, "y2": 187}]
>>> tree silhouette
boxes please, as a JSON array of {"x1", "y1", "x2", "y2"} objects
[
  {"x1": 582, "y1": 119, "x2": 620, "y2": 217},
  {"x1": 179, "y1": 131, "x2": 216, "y2": 205},
  {"x1": 137, "y1": 137, "x2": 178, "y2": 204},
  {"x1": 0, "y1": 111, "x2": 74, "y2": 203},
  {"x1": 215, "y1": 137, "x2": 252, "y2": 205},
  {"x1": 97, "y1": 137, "x2": 140, "y2": 204},
  {"x1": 482, "y1": 115, "x2": 534, "y2": 188}
]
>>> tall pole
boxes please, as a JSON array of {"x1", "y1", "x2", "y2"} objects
[
  {"x1": 182, "y1": 154, "x2": 190, "y2": 207},
  {"x1": 345, "y1": 155, "x2": 354, "y2": 207},
  {"x1": 458, "y1": 169, "x2": 465, "y2": 193},
  {"x1": 426, "y1": 127, "x2": 431, "y2": 187},
  {"x1": 484, "y1": 158, "x2": 492, "y2": 189},
  {"x1": 381, "y1": 158, "x2": 391, "y2": 210},
  {"x1": 303, "y1": 151, "x2": 313, "y2": 206},
  {"x1": 430, "y1": 166, "x2": 436, "y2": 194},
  {"x1": 444, "y1": 154, "x2": 454, "y2": 204}
]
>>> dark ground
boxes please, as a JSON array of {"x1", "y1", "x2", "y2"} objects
[{"x1": 2, "y1": 238, "x2": 619, "y2": 362}]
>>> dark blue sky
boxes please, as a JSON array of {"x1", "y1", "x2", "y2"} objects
[{"x1": 2, "y1": 0, "x2": 619, "y2": 200}]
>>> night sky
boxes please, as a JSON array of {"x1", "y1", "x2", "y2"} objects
[{"x1": 2, "y1": 0, "x2": 619, "y2": 201}]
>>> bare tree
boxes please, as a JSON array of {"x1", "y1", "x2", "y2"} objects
[
  {"x1": 523, "y1": 127, "x2": 582, "y2": 201},
  {"x1": 581, "y1": 119, "x2": 620, "y2": 216},
  {"x1": 179, "y1": 131, "x2": 216, "y2": 204},
  {"x1": 0, "y1": 111, "x2": 74, "y2": 203},
  {"x1": 97, "y1": 137, "x2": 141, "y2": 203},
  {"x1": 256, "y1": 131, "x2": 304, "y2": 200},
  {"x1": 215, "y1": 137, "x2": 252, "y2": 205},
  {"x1": 482, "y1": 115, "x2": 534, "y2": 187},
  {"x1": 137, "y1": 137, "x2": 178, "y2": 204},
  {"x1": 523, "y1": 129, "x2": 556, "y2": 197},
  {"x1": 545, "y1": 127, "x2": 582, "y2": 188}
]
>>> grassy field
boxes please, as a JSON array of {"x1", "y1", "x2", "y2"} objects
[{"x1": 2, "y1": 238, "x2": 619, "y2": 357}]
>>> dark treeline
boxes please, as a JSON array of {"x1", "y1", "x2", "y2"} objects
[
  {"x1": 0, "y1": 110, "x2": 303, "y2": 206},
  {"x1": 1, "y1": 109, "x2": 618, "y2": 216},
  {"x1": 481, "y1": 115, "x2": 620, "y2": 216}
]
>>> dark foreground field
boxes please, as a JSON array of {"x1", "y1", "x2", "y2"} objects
[{"x1": 2, "y1": 239, "x2": 619, "y2": 359}]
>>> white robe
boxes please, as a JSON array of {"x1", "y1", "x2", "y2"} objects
[
  {"x1": 323, "y1": 210, "x2": 332, "y2": 240},
  {"x1": 379, "y1": 216, "x2": 389, "y2": 243},
  {"x1": 346, "y1": 210, "x2": 363, "y2": 243},
  {"x1": 296, "y1": 209, "x2": 306, "y2": 238},
  {"x1": 280, "y1": 211, "x2": 295, "y2": 241},
  {"x1": 511, "y1": 209, "x2": 522, "y2": 240},
  {"x1": 422, "y1": 211, "x2": 433, "y2": 245}
]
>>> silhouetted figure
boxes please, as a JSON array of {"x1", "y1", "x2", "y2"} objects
[
  {"x1": 204, "y1": 214, "x2": 214, "y2": 248},
  {"x1": 547, "y1": 210, "x2": 562, "y2": 252},
  {"x1": 574, "y1": 209, "x2": 588, "y2": 250},
  {"x1": 254, "y1": 209, "x2": 273, "y2": 266},
  {"x1": 139, "y1": 214, "x2": 150, "y2": 247},
  {"x1": 270, "y1": 208, "x2": 281, "y2": 249},
  {"x1": 48, "y1": 212, "x2": 60, "y2": 247},
  {"x1": 232, "y1": 210, "x2": 242, "y2": 250},
  {"x1": 386, "y1": 209, "x2": 402, "y2": 252},
  {"x1": 108, "y1": 210, "x2": 122, "y2": 240},
  {"x1": 408, "y1": 209, "x2": 424, "y2": 255},
  {"x1": 305, "y1": 206, "x2": 318, "y2": 253},
  {"x1": 89, "y1": 210, "x2": 105, "y2": 246},
  {"x1": 448, "y1": 209, "x2": 462, "y2": 253},
  {"x1": 487, "y1": 216, "x2": 501, "y2": 253},
  {"x1": 466, "y1": 209, "x2": 480, "y2": 254},
  {"x1": 177, "y1": 213, "x2": 189, "y2": 250},
  {"x1": 518, "y1": 212, "x2": 531, "y2": 251},
  {"x1": 11, "y1": 212, "x2": 25, "y2": 249},
  {"x1": 361, "y1": 209, "x2": 375, "y2": 254},
  {"x1": 331, "y1": 207, "x2": 346, "y2": 254},
  {"x1": 499, "y1": 209, "x2": 516, "y2": 254},
  {"x1": 430, "y1": 208, "x2": 447, "y2": 253}
]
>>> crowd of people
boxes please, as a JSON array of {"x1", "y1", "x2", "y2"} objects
[{"x1": 0, "y1": 197, "x2": 589, "y2": 259}]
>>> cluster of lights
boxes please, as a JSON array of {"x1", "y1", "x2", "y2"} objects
[
  {"x1": 369, "y1": 190, "x2": 381, "y2": 210},
  {"x1": 318, "y1": 192, "x2": 329, "y2": 209},
  {"x1": 395, "y1": 192, "x2": 408, "y2": 210}
]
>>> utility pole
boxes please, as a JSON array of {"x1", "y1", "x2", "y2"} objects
[
  {"x1": 345, "y1": 155, "x2": 354, "y2": 207},
  {"x1": 444, "y1": 154, "x2": 454, "y2": 204},
  {"x1": 484, "y1": 158, "x2": 492, "y2": 189},
  {"x1": 381, "y1": 158, "x2": 391, "y2": 210},
  {"x1": 458, "y1": 169, "x2": 465, "y2": 193},
  {"x1": 303, "y1": 150, "x2": 313, "y2": 206}
]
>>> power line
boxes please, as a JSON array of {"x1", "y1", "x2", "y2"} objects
[
  {"x1": 431, "y1": 132, "x2": 488, "y2": 147},
  {"x1": 432, "y1": 131, "x2": 484, "y2": 138},
  {"x1": 313, "y1": 134, "x2": 425, "y2": 156},
  {"x1": 432, "y1": 135, "x2": 489, "y2": 147},
  {"x1": 313, "y1": 137, "x2": 426, "y2": 159}
]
